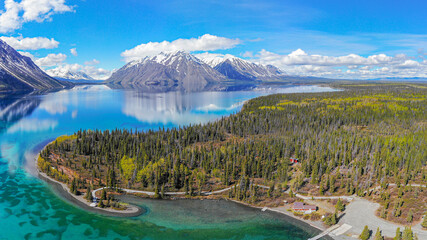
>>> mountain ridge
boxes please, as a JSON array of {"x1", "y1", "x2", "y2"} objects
[
  {"x1": 0, "y1": 39, "x2": 72, "y2": 92},
  {"x1": 212, "y1": 55, "x2": 286, "y2": 82},
  {"x1": 106, "y1": 51, "x2": 227, "y2": 92},
  {"x1": 47, "y1": 69, "x2": 95, "y2": 81},
  {"x1": 107, "y1": 51, "x2": 289, "y2": 91}
]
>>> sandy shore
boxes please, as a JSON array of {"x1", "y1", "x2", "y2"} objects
[{"x1": 35, "y1": 153, "x2": 143, "y2": 217}]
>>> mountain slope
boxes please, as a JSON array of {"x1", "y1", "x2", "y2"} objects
[
  {"x1": 106, "y1": 51, "x2": 227, "y2": 92},
  {"x1": 211, "y1": 55, "x2": 286, "y2": 82},
  {"x1": 47, "y1": 69, "x2": 94, "y2": 81},
  {"x1": 0, "y1": 40, "x2": 71, "y2": 92}
]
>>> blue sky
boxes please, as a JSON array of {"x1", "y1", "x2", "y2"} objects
[{"x1": 0, "y1": 0, "x2": 426, "y2": 79}]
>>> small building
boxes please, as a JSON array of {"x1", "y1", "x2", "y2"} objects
[
  {"x1": 292, "y1": 202, "x2": 317, "y2": 214},
  {"x1": 290, "y1": 158, "x2": 299, "y2": 164}
]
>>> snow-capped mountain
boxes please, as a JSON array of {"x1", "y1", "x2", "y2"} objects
[
  {"x1": 0, "y1": 39, "x2": 71, "y2": 92},
  {"x1": 47, "y1": 69, "x2": 95, "y2": 81},
  {"x1": 200, "y1": 54, "x2": 286, "y2": 81},
  {"x1": 106, "y1": 51, "x2": 226, "y2": 92},
  {"x1": 196, "y1": 53, "x2": 225, "y2": 68}
]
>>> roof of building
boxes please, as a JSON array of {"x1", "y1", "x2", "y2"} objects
[{"x1": 292, "y1": 202, "x2": 316, "y2": 210}]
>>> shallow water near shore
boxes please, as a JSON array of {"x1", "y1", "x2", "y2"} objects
[{"x1": 0, "y1": 85, "x2": 337, "y2": 239}]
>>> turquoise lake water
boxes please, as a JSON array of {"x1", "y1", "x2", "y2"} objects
[{"x1": 0, "y1": 85, "x2": 336, "y2": 240}]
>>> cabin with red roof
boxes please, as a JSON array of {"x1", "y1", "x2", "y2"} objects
[{"x1": 292, "y1": 202, "x2": 317, "y2": 214}]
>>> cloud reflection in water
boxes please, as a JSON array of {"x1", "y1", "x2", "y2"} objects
[{"x1": 7, "y1": 118, "x2": 58, "y2": 133}]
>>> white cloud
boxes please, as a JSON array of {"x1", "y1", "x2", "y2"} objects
[
  {"x1": 0, "y1": 0, "x2": 21, "y2": 33},
  {"x1": 46, "y1": 63, "x2": 112, "y2": 80},
  {"x1": 250, "y1": 49, "x2": 427, "y2": 79},
  {"x1": 24, "y1": 51, "x2": 110, "y2": 80},
  {"x1": 17, "y1": 50, "x2": 34, "y2": 58},
  {"x1": 396, "y1": 60, "x2": 420, "y2": 69},
  {"x1": 34, "y1": 53, "x2": 66, "y2": 67},
  {"x1": 255, "y1": 49, "x2": 397, "y2": 67},
  {"x1": 0, "y1": 0, "x2": 73, "y2": 33},
  {"x1": 84, "y1": 59, "x2": 99, "y2": 65},
  {"x1": 0, "y1": 35, "x2": 58, "y2": 50},
  {"x1": 241, "y1": 51, "x2": 254, "y2": 58},
  {"x1": 121, "y1": 34, "x2": 241, "y2": 62},
  {"x1": 70, "y1": 47, "x2": 77, "y2": 56},
  {"x1": 194, "y1": 52, "x2": 223, "y2": 59}
]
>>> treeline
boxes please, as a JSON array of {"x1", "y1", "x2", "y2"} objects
[{"x1": 40, "y1": 84, "x2": 426, "y2": 201}]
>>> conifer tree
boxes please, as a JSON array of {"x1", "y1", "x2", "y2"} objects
[
  {"x1": 161, "y1": 184, "x2": 165, "y2": 199},
  {"x1": 85, "y1": 185, "x2": 92, "y2": 201},
  {"x1": 394, "y1": 227, "x2": 401, "y2": 240},
  {"x1": 101, "y1": 189, "x2": 107, "y2": 201},
  {"x1": 374, "y1": 227, "x2": 383, "y2": 240},
  {"x1": 336, "y1": 198, "x2": 345, "y2": 212},
  {"x1": 402, "y1": 227, "x2": 414, "y2": 240},
  {"x1": 422, "y1": 214, "x2": 427, "y2": 229},
  {"x1": 407, "y1": 210, "x2": 413, "y2": 223},
  {"x1": 289, "y1": 189, "x2": 294, "y2": 198},
  {"x1": 70, "y1": 178, "x2": 78, "y2": 195},
  {"x1": 360, "y1": 225, "x2": 370, "y2": 240}
]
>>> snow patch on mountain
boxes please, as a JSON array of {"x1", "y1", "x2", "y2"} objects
[
  {"x1": 46, "y1": 68, "x2": 94, "y2": 81},
  {"x1": 126, "y1": 51, "x2": 203, "y2": 69},
  {"x1": 194, "y1": 52, "x2": 225, "y2": 67},
  {"x1": 197, "y1": 52, "x2": 286, "y2": 78}
]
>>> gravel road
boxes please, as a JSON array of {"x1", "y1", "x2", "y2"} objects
[{"x1": 340, "y1": 197, "x2": 426, "y2": 239}]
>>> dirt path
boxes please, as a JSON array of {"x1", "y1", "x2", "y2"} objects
[
  {"x1": 92, "y1": 185, "x2": 237, "y2": 198},
  {"x1": 294, "y1": 193, "x2": 355, "y2": 202}
]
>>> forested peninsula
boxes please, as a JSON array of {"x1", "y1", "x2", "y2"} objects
[{"x1": 38, "y1": 83, "x2": 426, "y2": 226}]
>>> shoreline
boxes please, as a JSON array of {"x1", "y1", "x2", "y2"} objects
[
  {"x1": 35, "y1": 151, "x2": 143, "y2": 217},
  {"x1": 38, "y1": 169, "x2": 334, "y2": 238},
  {"x1": 225, "y1": 198, "x2": 334, "y2": 238},
  {"x1": 35, "y1": 140, "x2": 335, "y2": 238}
]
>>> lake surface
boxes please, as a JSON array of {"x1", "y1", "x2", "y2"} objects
[{"x1": 0, "y1": 85, "x2": 336, "y2": 240}]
